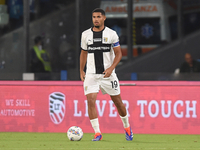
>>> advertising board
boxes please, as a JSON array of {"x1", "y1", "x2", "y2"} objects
[{"x1": 0, "y1": 81, "x2": 199, "y2": 134}]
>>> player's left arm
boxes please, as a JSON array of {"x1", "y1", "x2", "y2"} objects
[{"x1": 103, "y1": 45, "x2": 122, "y2": 78}]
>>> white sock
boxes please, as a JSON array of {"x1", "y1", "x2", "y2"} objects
[
  {"x1": 120, "y1": 114, "x2": 130, "y2": 128},
  {"x1": 90, "y1": 118, "x2": 101, "y2": 133}
]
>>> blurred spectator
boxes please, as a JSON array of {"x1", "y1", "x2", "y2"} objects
[
  {"x1": 30, "y1": 36, "x2": 52, "y2": 73},
  {"x1": 180, "y1": 53, "x2": 200, "y2": 73}
]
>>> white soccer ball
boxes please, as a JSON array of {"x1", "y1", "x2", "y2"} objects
[{"x1": 67, "y1": 126, "x2": 83, "y2": 141}]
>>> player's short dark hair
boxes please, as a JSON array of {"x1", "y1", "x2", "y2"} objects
[
  {"x1": 34, "y1": 36, "x2": 43, "y2": 44},
  {"x1": 92, "y1": 8, "x2": 105, "y2": 16}
]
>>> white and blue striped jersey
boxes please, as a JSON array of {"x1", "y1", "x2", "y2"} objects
[{"x1": 81, "y1": 26, "x2": 120, "y2": 74}]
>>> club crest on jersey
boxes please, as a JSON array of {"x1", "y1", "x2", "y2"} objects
[
  {"x1": 104, "y1": 37, "x2": 108, "y2": 42},
  {"x1": 49, "y1": 92, "x2": 65, "y2": 124}
]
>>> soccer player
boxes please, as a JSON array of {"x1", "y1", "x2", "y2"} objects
[{"x1": 79, "y1": 8, "x2": 133, "y2": 141}]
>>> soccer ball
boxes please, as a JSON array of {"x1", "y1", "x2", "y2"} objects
[{"x1": 67, "y1": 126, "x2": 83, "y2": 141}]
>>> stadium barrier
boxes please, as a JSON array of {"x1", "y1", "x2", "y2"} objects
[{"x1": 0, "y1": 81, "x2": 200, "y2": 134}]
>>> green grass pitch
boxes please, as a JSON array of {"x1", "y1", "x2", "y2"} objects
[{"x1": 0, "y1": 132, "x2": 200, "y2": 150}]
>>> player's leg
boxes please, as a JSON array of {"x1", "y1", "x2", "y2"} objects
[
  {"x1": 84, "y1": 74, "x2": 102, "y2": 141},
  {"x1": 86, "y1": 93, "x2": 98, "y2": 120},
  {"x1": 86, "y1": 93, "x2": 102, "y2": 141},
  {"x1": 100, "y1": 73, "x2": 128, "y2": 118},
  {"x1": 110, "y1": 94, "x2": 133, "y2": 141},
  {"x1": 110, "y1": 94, "x2": 129, "y2": 127},
  {"x1": 110, "y1": 94, "x2": 127, "y2": 117},
  {"x1": 100, "y1": 73, "x2": 133, "y2": 141}
]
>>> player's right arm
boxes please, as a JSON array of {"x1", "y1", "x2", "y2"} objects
[
  {"x1": 80, "y1": 50, "x2": 87, "y2": 81},
  {"x1": 80, "y1": 32, "x2": 88, "y2": 81}
]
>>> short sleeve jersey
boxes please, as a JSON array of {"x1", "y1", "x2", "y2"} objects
[{"x1": 81, "y1": 26, "x2": 120, "y2": 74}]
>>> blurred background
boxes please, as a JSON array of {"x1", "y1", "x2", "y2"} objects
[{"x1": 1, "y1": 0, "x2": 200, "y2": 81}]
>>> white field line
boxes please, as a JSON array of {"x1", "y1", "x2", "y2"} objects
[{"x1": 0, "y1": 148, "x2": 200, "y2": 150}]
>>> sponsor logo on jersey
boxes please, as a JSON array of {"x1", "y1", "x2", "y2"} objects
[
  {"x1": 49, "y1": 92, "x2": 65, "y2": 124},
  {"x1": 87, "y1": 39, "x2": 93, "y2": 45},
  {"x1": 93, "y1": 38, "x2": 102, "y2": 42},
  {"x1": 88, "y1": 46, "x2": 110, "y2": 50}
]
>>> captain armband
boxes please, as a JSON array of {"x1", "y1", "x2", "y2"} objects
[{"x1": 112, "y1": 41, "x2": 120, "y2": 47}]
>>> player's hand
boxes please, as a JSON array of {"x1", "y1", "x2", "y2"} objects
[
  {"x1": 80, "y1": 71, "x2": 85, "y2": 81},
  {"x1": 103, "y1": 68, "x2": 112, "y2": 78}
]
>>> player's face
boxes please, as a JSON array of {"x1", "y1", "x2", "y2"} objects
[{"x1": 92, "y1": 12, "x2": 106, "y2": 28}]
